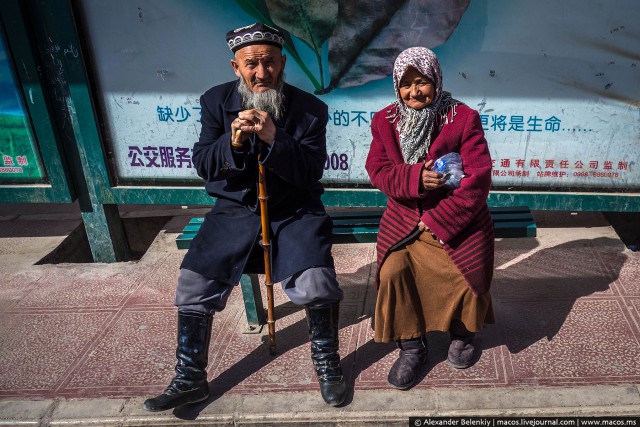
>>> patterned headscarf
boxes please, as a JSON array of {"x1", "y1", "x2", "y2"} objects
[{"x1": 389, "y1": 47, "x2": 459, "y2": 164}]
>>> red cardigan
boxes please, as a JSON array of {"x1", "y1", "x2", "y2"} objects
[{"x1": 365, "y1": 103, "x2": 494, "y2": 296}]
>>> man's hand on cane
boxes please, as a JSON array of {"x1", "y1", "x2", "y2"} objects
[{"x1": 231, "y1": 109, "x2": 276, "y2": 147}]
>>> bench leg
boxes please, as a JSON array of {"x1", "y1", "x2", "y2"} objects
[{"x1": 239, "y1": 273, "x2": 266, "y2": 334}]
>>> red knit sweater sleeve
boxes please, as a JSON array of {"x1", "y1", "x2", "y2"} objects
[
  {"x1": 365, "y1": 110, "x2": 424, "y2": 201},
  {"x1": 421, "y1": 109, "x2": 492, "y2": 243}
]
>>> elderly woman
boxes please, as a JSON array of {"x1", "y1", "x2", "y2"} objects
[{"x1": 365, "y1": 47, "x2": 494, "y2": 389}]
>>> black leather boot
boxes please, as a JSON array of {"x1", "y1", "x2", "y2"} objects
[
  {"x1": 305, "y1": 303, "x2": 347, "y2": 406},
  {"x1": 387, "y1": 336, "x2": 427, "y2": 389},
  {"x1": 144, "y1": 311, "x2": 213, "y2": 412}
]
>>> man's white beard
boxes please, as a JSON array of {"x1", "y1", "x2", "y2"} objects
[{"x1": 237, "y1": 76, "x2": 285, "y2": 122}]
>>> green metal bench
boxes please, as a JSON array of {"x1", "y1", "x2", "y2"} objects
[{"x1": 175, "y1": 206, "x2": 536, "y2": 332}]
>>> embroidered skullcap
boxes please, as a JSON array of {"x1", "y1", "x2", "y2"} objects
[{"x1": 226, "y1": 22, "x2": 284, "y2": 53}]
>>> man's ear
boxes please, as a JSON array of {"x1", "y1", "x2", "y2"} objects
[
  {"x1": 281, "y1": 54, "x2": 287, "y2": 71},
  {"x1": 230, "y1": 59, "x2": 241, "y2": 78}
]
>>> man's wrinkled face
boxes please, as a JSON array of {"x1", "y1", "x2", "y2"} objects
[{"x1": 231, "y1": 45, "x2": 286, "y2": 93}]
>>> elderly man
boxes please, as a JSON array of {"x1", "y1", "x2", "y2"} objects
[{"x1": 143, "y1": 23, "x2": 347, "y2": 411}]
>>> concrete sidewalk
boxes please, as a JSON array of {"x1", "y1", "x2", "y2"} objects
[{"x1": 1, "y1": 204, "x2": 639, "y2": 426}]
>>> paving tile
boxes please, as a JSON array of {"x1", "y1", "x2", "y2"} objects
[
  {"x1": 0, "y1": 220, "x2": 81, "y2": 270},
  {"x1": 332, "y1": 243, "x2": 375, "y2": 270},
  {"x1": 268, "y1": 276, "x2": 290, "y2": 306},
  {"x1": 209, "y1": 303, "x2": 360, "y2": 395},
  {"x1": 352, "y1": 322, "x2": 505, "y2": 389},
  {"x1": 494, "y1": 239, "x2": 542, "y2": 269},
  {"x1": 417, "y1": 326, "x2": 506, "y2": 387},
  {"x1": 208, "y1": 306, "x2": 313, "y2": 395},
  {"x1": 0, "y1": 254, "x2": 40, "y2": 277},
  {"x1": 497, "y1": 299, "x2": 640, "y2": 385},
  {"x1": 333, "y1": 243, "x2": 375, "y2": 302},
  {"x1": 0, "y1": 270, "x2": 43, "y2": 312},
  {"x1": 0, "y1": 311, "x2": 113, "y2": 395},
  {"x1": 0, "y1": 219, "x2": 80, "y2": 240},
  {"x1": 491, "y1": 245, "x2": 616, "y2": 300},
  {"x1": 351, "y1": 338, "x2": 400, "y2": 389},
  {"x1": 125, "y1": 253, "x2": 181, "y2": 307},
  {"x1": 614, "y1": 255, "x2": 640, "y2": 296},
  {"x1": 14, "y1": 263, "x2": 146, "y2": 310},
  {"x1": 61, "y1": 306, "x2": 241, "y2": 397},
  {"x1": 0, "y1": 399, "x2": 54, "y2": 421},
  {"x1": 625, "y1": 297, "x2": 640, "y2": 332}
]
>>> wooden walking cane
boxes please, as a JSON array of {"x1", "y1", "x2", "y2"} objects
[{"x1": 233, "y1": 129, "x2": 277, "y2": 355}]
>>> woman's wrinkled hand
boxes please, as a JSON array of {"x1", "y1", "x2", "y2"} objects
[
  {"x1": 420, "y1": 159, "x2": 446, "y2": 191},
  {"x1": 418, "y1": 220, "x2": 427, "y2": 231}
]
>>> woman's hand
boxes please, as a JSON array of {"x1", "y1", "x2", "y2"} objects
[
  {"x1": 420, "y1": 159, "x2": 446, "y2": 191},
  {"x1": 418, "y1": 220, "x2": 427, "y2": 231}
]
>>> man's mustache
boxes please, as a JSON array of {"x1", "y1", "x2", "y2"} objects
[{"x1": 253, "y1": 77, "x2": 272, "y2": 85}]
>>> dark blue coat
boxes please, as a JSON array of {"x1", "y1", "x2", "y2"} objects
[{"x1": 181, "y1": 80, "x2": 334, "y2": 285}]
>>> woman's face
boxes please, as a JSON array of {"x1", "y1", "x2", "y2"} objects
[{"x1": 398, "y1": 67, "x2": 435, "y2": 110}]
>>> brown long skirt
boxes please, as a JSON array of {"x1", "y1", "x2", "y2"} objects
[{"x1": 374, "y1": 230, "x2": 494, "y2": 343}]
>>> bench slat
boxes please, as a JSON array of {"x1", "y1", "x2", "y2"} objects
[
  {"x1": 486, "y1": 206, "x2": 532, "y2": 213},
  {"x1": 327, "y1": 209, "x2": 384, "y2": 218},
  {"x1": 175, "y1": 206, "x2": 536, "y2": 249},
  {"x1": 176, "y1": 233, "x2": 197, "y2": 250},
  {"x1": 332, "y1": 225, "x2": 380, "y2": 234},
  {"x1": 493, "y1": 221, "x2": 537, "y2": 238},
  {"x1": 491, "y1": 212, "x2": 537, "y2": 221},
  {"x1": 332, "y1": 218, "x2": 381, "y2": 226}
]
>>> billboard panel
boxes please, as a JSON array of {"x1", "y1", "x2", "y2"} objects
[
  {"x1": 0, "y1": 20, "x2": 46, "y2": 184},
  {"x1": 77, "y1": 0, "x2": 639, "y2": 190}
]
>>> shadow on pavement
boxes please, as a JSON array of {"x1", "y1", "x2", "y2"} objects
[{"x1": 487, "y1": 236, "x2": 627, "y2": 354}]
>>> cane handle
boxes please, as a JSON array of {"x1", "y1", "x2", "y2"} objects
[{"x1": 231, "y1": 129, "x2": 243, "y2": 148}]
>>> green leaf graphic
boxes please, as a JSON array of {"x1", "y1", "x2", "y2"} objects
[
  {"x1": 328, "y1": 0, "x2": 471, "y2": 89},
  {"x1": 266, "y1": 0, "x2": 338, "y2": 91},
  {"x1": 328, "y1": 0, "x2": 406, "y2": 91},
  {"x1": 234, "y1": 0, "x2": 322, "y2": 91},
  {"x1": 235, "y1": 0, "x2": 470, "y2": 94}
]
